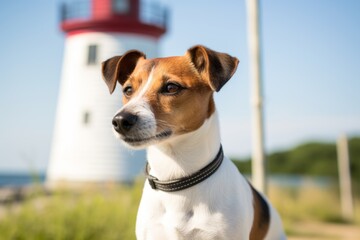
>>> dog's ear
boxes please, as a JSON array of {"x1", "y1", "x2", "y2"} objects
[
  {"x1": 186, "y1": 45, "x2": 239, "y2": 92},
  {"x1": 101, "y1": 50, "x2": 146, "y2": 94}
]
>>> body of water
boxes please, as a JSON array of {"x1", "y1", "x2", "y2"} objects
[{"x1": 0, "y1": 173, "x2": 46, "y2": 188}]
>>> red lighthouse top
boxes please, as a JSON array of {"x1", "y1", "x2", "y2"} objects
[{"x1": 60, "y1": 0, "x2": 167, "y2": 39}]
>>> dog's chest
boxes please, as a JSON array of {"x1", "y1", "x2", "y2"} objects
[
  {"x1": 139, "y1": 202, "x2": 224, "y2": 240},
  {"x1": 136, "y1": 191, "x2": 229, "y2": 240}
]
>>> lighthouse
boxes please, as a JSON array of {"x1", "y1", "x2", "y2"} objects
[{"x1": 47, "y1": 0, "x2": 167, "y2": 185}]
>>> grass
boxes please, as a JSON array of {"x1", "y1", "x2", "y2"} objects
[
  {"x1": 0, "y1": 181, "x2": 143, "y2": 240},
  {"x1": 0, "y1": 178, "x2": 359, "y2": 240},
  {"x1": 268, "y1": 182, "x2": 360, "y2": 237},
  {"x1": 270, "y1": 184, "x2": 342, "y2": 223}
]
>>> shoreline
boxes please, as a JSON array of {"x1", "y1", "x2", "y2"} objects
[{"x1": 0, "y1": 184, "x2": 48, "y2": 204}]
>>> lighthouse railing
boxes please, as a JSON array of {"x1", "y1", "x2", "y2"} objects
[
  {"x1": 140, "y1": 1, "x2": 167, "y2": 28},
  {"x1": 60, "y1": 0, "x2": 167, "y2": 29},
  {"x1": 61, "y1": 0, "x2": 91, "y2": 22}
]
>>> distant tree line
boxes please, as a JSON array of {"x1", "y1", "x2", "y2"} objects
[{"x1": 232, "y1": 137, "x2": 360, "y2": 182}]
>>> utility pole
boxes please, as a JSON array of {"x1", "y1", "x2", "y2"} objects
[
  {"x1": 336, "y1": 134, "x2": 354, "y2": 221},
  {"x1": 246, "y1": 0, "x2": 267, "y2": 193}
]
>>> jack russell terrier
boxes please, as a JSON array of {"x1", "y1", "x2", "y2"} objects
[{"x1": 102, "y1": 45, "x2": 286, "y2": 240}]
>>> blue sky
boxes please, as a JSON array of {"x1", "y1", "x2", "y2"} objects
[{"x1": 0, "y1": 0, "x2": 359, "y2": 172}]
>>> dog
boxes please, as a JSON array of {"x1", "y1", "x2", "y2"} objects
[{"x1": 101, "y1": 45, "x2": 286, "y2": 240}]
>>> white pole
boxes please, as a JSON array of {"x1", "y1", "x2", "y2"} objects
[
  {"x1": 246, "y1": 0, "x2": 267, "y2": 193},
  {"x1": 336, "y1": 134, "x2": 354, "y2": 221}
]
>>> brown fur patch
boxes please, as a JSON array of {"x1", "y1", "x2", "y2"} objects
[{"x1": 249, "y1": 184, "x2": 270, "y2": 240}]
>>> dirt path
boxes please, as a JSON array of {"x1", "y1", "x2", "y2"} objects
[{"x1": 288, "y1": 221, "x2": 360, "y2": 240}]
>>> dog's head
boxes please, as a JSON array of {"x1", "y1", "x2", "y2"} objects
[{"x1": 101, "y1": 45, "x2": 239, "y2": 149}]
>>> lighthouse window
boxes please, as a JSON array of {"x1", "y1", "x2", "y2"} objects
[
  {"x1": 83, "y1": 111, "x2": 91, "y2": 125},
  {"x1": 87, "y1": 45, "x2": 98, "y2": 65},
  {"x1": 113, "y1": 0, "x2": 130, "y2": 13}
]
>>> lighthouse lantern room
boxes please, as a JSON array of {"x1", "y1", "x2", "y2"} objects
[{"x1": 47, "y1": 0, "x2": 167, "y2": 185}]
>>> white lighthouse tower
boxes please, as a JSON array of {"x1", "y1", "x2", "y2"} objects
[{"x1": 47, "y1": 0, "x2": 167, "y2": 185}]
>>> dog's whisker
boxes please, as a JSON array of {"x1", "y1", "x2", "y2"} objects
[{"x1": 156, "y1": 120, "x2": 175, "y2": 129}]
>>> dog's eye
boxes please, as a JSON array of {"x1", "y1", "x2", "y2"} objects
[
  {"x1": 123, "y1": 86, "x2": 133, "y2": 97},
  {"x1": 162, "y1": 82, "x2": 183, "y2": 95}
]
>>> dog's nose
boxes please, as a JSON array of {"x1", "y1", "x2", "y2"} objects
[{"x1": 112, "y1": 112, "x2": 138, "y2": 134}]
